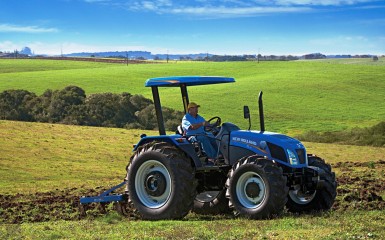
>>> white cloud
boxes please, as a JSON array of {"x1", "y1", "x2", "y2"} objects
[
  {"x1": 0, "y1": 24, "x2": 58, "y2": 33},
  {"x1": 128, "y1": 0, "x2": 172, "y2": 11},
  {"x1": 99, "y1": 0, "x2": 382, "y2": 18},
  {"x1": 274, "y1": 0, "x2": 376, "y2": 6},
  {"x1": 169, "y1": 6, "x2": 311, "y2": 16},
  {"x1": 84, "y1": 0, "x2": 111, "y2": 3},
  {"x1": 0, "y1": 41, "x2": 19, "y2": 51}
]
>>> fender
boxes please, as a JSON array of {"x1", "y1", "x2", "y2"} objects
[{"x1": 134, "y1": 134, "x2": 202, "y2": 167}]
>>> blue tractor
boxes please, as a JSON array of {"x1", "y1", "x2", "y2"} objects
[{"x1": 123, "y1": 76, "x2": 337, "y2": 220}]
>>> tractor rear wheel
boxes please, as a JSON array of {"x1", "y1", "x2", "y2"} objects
[
  {"x1": 127, "y1": 142, "x2": 197, "y2": 220},
  {"x1": 286, "y1": 155, "x2": 337, "y2": 212},
  {"x1": 226, "y1": 156, "x2": 288, "y2": 219}
]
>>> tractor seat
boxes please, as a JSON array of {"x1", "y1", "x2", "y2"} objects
[
  {"x1": 176, "y1": 125, "x2": 184, "y2": 135},
  {"x1": 175, "y1": 125, "x2": 199, "y2": 143},
  {"x1": 175, "y1": 125, "x2": 205, "y2": 158}
]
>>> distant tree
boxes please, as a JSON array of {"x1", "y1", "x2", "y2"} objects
[
  {"x1": 129, "y1": 94, "x2": 152, "y2": 111},
  {"x1": 0, "y1": 86, "x2": 183, "y2": 131},
  {"x1": 0, "y1": 90, "x2": 36, "y2": 120},
  {"x1": 83, "y1": 92, "x2": 138, "y2": 127},
  {"x1": 27, "y1": 89, "x2": 54, "y2": 122},
  {"x1": 46, "y1": 86, "x2": 86, "y2": 123},
  {"x1": 303, "y1": 53, "x2": 326, "y2": 59},
  {"x1": 163, "y1": 107, "x2": 184, "y2": 131},
  {"x1": 84, "y1": 93, "x2": 122, "y2": 127},
  {"x1": 373, "y1": 56, "x2": 379, "y2": 61},
  {"x1": 135, "y1": 105, "x2": 157, "y2": 129},
  {"x1": 287, "y1": 55, "x2": 299, "y2": 60}
]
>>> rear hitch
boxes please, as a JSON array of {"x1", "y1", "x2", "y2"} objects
[{"x1": 79, "y1": 181, "x2": 128, "y2": 217}]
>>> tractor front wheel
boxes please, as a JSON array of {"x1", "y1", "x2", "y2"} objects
[
  {"x1": 127, "y1": 142, "x2": 196, "y2": 220},
  {"x1": 226, "y1": 156, "x2": 288, "y2": 219},
  {"x1": 286, "y1": 155, "x2": 337, "y2": 212}
]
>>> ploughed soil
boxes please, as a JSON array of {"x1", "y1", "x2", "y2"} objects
[{"x1": 1, "y1": 160, "x2": 384, "y2": 224}]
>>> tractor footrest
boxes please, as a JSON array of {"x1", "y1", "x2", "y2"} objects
[{"x1": 196, "y1": 165, "x2": 223, "y2": 172}]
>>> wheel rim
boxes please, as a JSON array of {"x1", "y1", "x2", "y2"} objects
[
  {"x1": 135, "y1": 160, "x2": 171, "y2": 208},
  {"x1": 289, "y1": 189, "x2": 316, "y2": 205},
  {"x1": 236, "y1": 171, "x2": 266, "y2": 209}
]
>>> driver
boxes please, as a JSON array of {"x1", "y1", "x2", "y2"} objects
[{"x1": 182, "y1": 102, "x2": 219, "y2": 165}]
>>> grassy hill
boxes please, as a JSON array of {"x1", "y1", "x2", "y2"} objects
[
  {"x1": 1, "y1": 120, "x2": 384, "y2": 239},
  {"x1": 1, "y1": 120, "x2": 384, "y2": 194},
  {"x1": 1, "y1": 58, "x2": 384, "y2": 134}
]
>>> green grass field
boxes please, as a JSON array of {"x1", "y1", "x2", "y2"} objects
[
  {"x1": 1, "y1": 59, "x2": 384, "y2": 239},
  {"x1": 2, "y1": 120, "x2": 384, "y2": 194},
  {"x1": 1, "y1": 58, "x2": 384, "y2": 134},
  {"x1": 1, "y1": 120, "x2": 384, "y2": 239}
]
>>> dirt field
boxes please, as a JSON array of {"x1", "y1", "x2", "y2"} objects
[{"x1": 1, "y1": 160, "x2": 384, "y2": 224}]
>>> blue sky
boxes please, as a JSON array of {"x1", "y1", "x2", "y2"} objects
[{"x1": 1, "y1": 0, "x2": 384, "y2": 55}]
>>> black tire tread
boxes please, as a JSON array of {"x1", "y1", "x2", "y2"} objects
[
  {"x1": 127, "y1": 142, "x2": 197, "y2": 220},
  {"x1": 225, "y1": 155, "x2": 288, "y2": 219},
  {"x1": 286, "y1": 155, "x2": 337, "y2": 212}
]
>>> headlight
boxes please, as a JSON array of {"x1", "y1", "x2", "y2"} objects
[{"x1": 287, "y1": 149, "x2": 299, "y2": 165}]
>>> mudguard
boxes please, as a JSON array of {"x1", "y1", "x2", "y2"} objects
[{"x1": 134, "y1": 134, "x2": 203, "y2": 167}]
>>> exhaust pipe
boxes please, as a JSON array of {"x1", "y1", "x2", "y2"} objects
[{"x1": 258, "y1": 91, "x2": 265, "y2": 132}]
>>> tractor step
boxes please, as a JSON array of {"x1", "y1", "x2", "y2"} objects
[{"x1": 196, "y1": 165, "x2": 227, "y2": 172}]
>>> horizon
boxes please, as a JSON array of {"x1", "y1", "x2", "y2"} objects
[
  {"x1": 1, "y1": 0, "x2": 384, "y2": 56},
  {"x1": 3, "y1": 49, "x2": 381, "y2": 58}
]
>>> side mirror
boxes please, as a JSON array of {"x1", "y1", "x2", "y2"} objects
[{"x1": 243, "y1": 106, "x2": 250, "y2": 119}]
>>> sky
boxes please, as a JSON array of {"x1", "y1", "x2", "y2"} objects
[{"x1": 0, "y1": 0, "x2": 384, "y2": 56}]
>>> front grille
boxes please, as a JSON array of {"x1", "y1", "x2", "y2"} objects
[
  {"x1": 267, "y1": 142, "x2": 287, "y2": 162},
  {"x1": 296, "y1": 149, "x2": 306, "y2": 164}
]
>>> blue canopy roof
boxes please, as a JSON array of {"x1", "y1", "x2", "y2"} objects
[{"x1": 145, "y1": 76, "x2": 235, "y2": 87}]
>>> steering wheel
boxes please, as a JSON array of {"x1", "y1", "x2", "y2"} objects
[{"x1": 205, "y1": 116, "x2": 222, "y2": 134}]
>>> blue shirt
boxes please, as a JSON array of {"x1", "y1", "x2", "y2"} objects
[{"x1": 182, "y1": 113, "x2": 206, "y2": 135}]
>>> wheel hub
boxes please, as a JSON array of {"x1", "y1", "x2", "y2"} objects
[
  {"x1": 237, "y1": 174, "x2": 266, "y2": 207},
  {"x1": 145, "y1": 171, "x2": 167, "y2": 197},
  {"x1": 245, "y1": 181, "x2": 261, "y2": 199}
]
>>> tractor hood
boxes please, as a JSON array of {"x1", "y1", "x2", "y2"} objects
[{"x1": 230, "y1": 130, "x2": 307, "y2": 167}]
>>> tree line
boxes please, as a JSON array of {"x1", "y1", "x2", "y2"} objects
[{"x1": 0, "y1": 86, "x2": 183, "y2": 130}]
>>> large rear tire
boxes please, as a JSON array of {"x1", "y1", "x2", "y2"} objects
[
  {"x1": 226, "y1": 156, "x2": 288, "y2": 219},
  {"x1": 286, "y1": 155, "x2": 337, "y2": 212},
  {"x1": 127, "y1": 142, "x2": 196, "y2": 220}
]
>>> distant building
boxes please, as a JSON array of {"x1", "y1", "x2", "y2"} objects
[{"x1": 20, "y1": 47, "x2": 33, "y2": 56}]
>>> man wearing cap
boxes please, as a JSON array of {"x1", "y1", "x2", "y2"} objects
[{"x1": 182, "y1": 102, "x2": 218, "y2": 165}]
